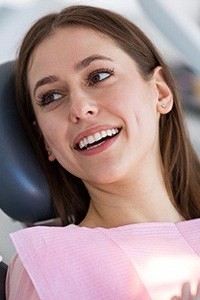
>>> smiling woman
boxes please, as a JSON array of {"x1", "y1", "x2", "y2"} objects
[{"x1": 6, "y1": 5, "x2": 200, "y2": 300}]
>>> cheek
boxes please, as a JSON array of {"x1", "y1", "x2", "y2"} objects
[
  {"x1": 111, "y1": 83, "x2": 158, "y2": 138},
  {"x1": 102, "y1": 83, "x2": 133, "y2": 110},
  {"x1": 36, "y1": 114, "x2": 63, "y2": 148},
  {"x1": 104, "y1": 83, "x2": 144, "y2": 122}
]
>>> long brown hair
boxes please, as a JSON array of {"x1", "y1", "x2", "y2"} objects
[{"x1": 15, "y1": 5, "x2": 200, "y2": 225}]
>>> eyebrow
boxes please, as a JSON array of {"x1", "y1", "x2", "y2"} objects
[
  {"x1": 33, "y1": 55, "x2": 113, "y2": 96},
  {"x1": 74, "y1": 54, "x2": 113, "y2": 71},
  {"x1": 33, "y1": 75, "x2": 59, "y2": 96}
]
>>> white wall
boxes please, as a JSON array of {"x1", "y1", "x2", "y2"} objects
[{"x1": 1, "y1": 0, "x2": 199, "y2": 65}]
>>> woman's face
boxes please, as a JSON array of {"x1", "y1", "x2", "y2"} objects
[{"x1": 28, "y1": 26, "x2": 171, "y2": 185}]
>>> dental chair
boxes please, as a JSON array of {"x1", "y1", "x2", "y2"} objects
[
  {"x1": 0, "y1": 262, "x2": 8, "y2": 300},
  {"x1": 0, "y1": 61, "x2": 53, "y2": 300}
]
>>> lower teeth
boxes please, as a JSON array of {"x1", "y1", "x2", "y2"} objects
[{"x1": 86, "y1": 141, "x2": 105, "y2": 150}]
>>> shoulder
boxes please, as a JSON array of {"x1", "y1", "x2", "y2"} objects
[
  {"x1": 9, "y1": 225, "x2": 120, "y2": 273},
  {"x1": 10, "y1": 224, "x2": 115, "y2": 250},
  {"x1": 6, "y1": 254, "x2": 40, "y2": 300},
  {"x1": 10, "y1": 225, "x2": 107, "y2": 270},
  {"x1": 7, "y1": 225, "x2": 122, "y2": 299},
  {"x1": 10, "y1": 224, "x2": 91, "y2": 251}
]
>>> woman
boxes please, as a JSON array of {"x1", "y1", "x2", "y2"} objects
[{"x1": 6, "y1": 5, "x2": 200, "y2": 300}]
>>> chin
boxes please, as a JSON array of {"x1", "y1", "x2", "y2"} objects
[{"x1": 86, "y1": 168, "x2": 129, "y2": 186}]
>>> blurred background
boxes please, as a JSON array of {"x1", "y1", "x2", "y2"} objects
[{"x1": 0, "y1": 0, "x2": 200, "y2": 263}]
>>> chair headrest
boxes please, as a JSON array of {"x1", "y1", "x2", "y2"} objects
[{"x1": 0, "y1": 61, "x2": 53, "y2": 223}]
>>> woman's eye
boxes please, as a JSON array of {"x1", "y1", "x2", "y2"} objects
[
  {"x1": 88, "y1": 68, "x2": 114, "y2": 86},
  {"x1": 38, "y1": 91, "x2": 63, "y2": 106}
]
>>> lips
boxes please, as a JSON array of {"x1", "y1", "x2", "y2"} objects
[{"x1": 74, "y1": 127, "x2": 121, "y2": 151}]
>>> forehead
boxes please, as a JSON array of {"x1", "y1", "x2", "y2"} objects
[
  {"x1": 29, "y1": 27, "x2": 117, "y2": 68},
  {"x1": 28, "y1": 26, "x2": 137, "y2": 85}
]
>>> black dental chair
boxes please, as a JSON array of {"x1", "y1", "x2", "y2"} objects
[
  {"x1": 0, "y1": 262, "x2": 8, "y2": 300},
  {"x1": 0, "y1": 61, "x2": 53, "y2": 300}
]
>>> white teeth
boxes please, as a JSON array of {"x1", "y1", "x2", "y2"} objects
[
  {"x1": 107, "y1": 129, "x2": 112, "y2": 136},
  {"x1": 101, "y1": 130, "x2": 107, "y2": 138},
  {"x1": 94, "y1": 132, "x2": 102, "y2": 141},
  {"x1": 78, "y1": 128, "x2": 119, "y2": 149},
  {"x1": 112, "y1": 129, "x2": 116, "y2": 134},
  {"x1": 87, "y1": 135, "x2": 95, "y2": 144},
  {"x1": 79, "y1": 140, "x2": 85, "y2": 149}
]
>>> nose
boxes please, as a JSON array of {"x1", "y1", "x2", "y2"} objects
[{"x1": 68, "y1": 91, "x2": 99, "y2": 123}]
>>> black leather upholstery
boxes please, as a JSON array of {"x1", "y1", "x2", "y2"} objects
[
  {"x1": 0, "y1": 262, "x2": 8, "y2": 300},
  {"x1": 0, "y1": 61, "x2": 53, "y2": 223}
]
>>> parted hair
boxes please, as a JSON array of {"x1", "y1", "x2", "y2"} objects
[{"x1": 15, "y1": 5, "x2": 200, "y2": 225}]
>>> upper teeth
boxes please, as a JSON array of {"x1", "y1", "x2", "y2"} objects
[{"x1": 78, "y1": 128, "x2": 119, "y2": 149}]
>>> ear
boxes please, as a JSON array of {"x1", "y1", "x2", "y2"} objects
[
  {"x1": 44, "y1": 140, "x2": 56, "y2": 162},
  {"x1": 153, "y1": 67, "x2": 173, "y2": 114}
]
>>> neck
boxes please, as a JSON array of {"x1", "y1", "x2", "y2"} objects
[{"x1": 80, "y1": 169, "x2": 183, "y2": 228}]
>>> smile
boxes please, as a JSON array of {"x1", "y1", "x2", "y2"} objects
[{"x1": 75, "y1": 128, "x2": 121, "y2": 151}]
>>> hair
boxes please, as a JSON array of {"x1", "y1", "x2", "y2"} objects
[{"x1": 15, "y1": 5, "x2": 200, "y2": 225}]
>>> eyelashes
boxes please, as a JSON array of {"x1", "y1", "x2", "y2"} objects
[
  {"x1": 37, "y1": 90, "x2": 63, "y2": 107},
  {"x1": 87, "y1": 68, "x2": 114, "y2": 86},
  {"x1": 36, "y1": 67, "x2": 115, "y2": 107}
]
